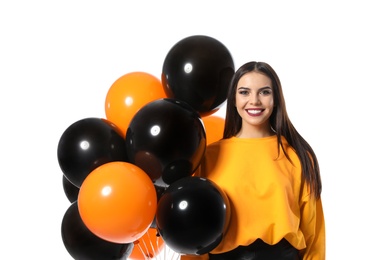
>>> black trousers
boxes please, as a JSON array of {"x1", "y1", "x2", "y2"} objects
[{"x1": 209, "y1": 238, "x2": 299, "y2": 260}]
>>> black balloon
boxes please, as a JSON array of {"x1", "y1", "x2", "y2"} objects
[
  {"x1": 126, "y1": 98, "x2": 206, "y2": 187},
  {"x1": 156, "y1": 176, "x2": 230, "y2": 255},
  {"x1": 162, "y1": 35, "x2": 235, "y2": 116},
  {"x1": 150, "y1": 184, "x2": 168, "y2": 229},
  {"x1": 57, "y1": 117, "x2": 128, "y2": 188},
  {"x1": 61, "y1": 201, "x2": 134, "y2": 260},
  {"x1": 62, "y1": 175, "x2": 79, "y2": 203}
]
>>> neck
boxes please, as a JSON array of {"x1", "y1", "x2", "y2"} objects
[{"x1": 235, "y1": 125, "x2": 275, "y2": 138}]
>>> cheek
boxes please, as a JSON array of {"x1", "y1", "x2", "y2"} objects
[
  {"x1": 235, "y1": 96, "x2": 242, "y2": 107},
  {"x1": 236, "y1": 103, "x2": 245, "y2": 117},
  {"x1": 265, "y1": 97, "x2": 274, "y2": 108}
]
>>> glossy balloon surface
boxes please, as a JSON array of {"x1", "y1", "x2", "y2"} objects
[
  {"x1": 62, "y1": 175, "x2": 79, "y2": 203},
  {"x1": 57, "y1": 117, "x2": 128, "y2": 188},
  {"x1": 156, "y1": 176, "x2": 230, "y2": 255},
  {"x1": 62, "y1": 201, "x2": 134, "y2": 260},
  {"x1": 105, "y1": 72, "x2": 167, "y2": 137},
  {"x1": 162, "y1": 35, "x2": 234, "y2": 116},
  {"x1": 78, "y1": 162, "x2": 157, "y2": 244},
  {"x1": 126, "y1": 98, "x2": 206, "y2": 187}
]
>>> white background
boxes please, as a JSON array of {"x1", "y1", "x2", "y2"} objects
[{"x1": 1, "y1": 1, "x2": 389, "y2": 259}]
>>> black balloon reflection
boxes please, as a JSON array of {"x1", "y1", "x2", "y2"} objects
[
  {"x1": 156, "y1": 176, "x2": 231, "y2": 255},
  {"x1": 57, "y1": 117, "x2": 128, "y2": 188},
  {"x1": 126, "y1": 98, "x2": 206, "y2": 187},
  {"x1": 62, "y1": 175, "x2": 79, "y2": 203},
  {"x1": 162, "y1": 35, "x2": 235, "y2": 116},
  {"x1": 61, "y1": 201, "x2": 134, "y2": 260}
]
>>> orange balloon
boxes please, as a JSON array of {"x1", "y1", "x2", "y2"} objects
[
  {"x1": 129, "y1": 228, "x2": 164, "y2": 260},
  {"x1": 105, "y1": 72, "x2": 167, "y2": 137},
  {"x1": 202, "y1": 115, "x2": 225, "y2": 145},
  {"x1": 78, "y1": 161, "x2": 157, "y2": 244}
]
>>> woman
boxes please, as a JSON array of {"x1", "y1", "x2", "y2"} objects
[{"x1": 181, "y1": 61, "x2": 325, "y2": 259}]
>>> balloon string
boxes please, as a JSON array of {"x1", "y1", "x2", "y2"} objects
[
  {"x1": 152, "y1": 237, "x2": 182, "y2": 260},
  {"x1": 139, "y1": 232, "x2": 155, "y2": 259},
  {"x1": 161, "y1": 244, "x2": 181, "y2": 260},
  {"x1": 133, "y1": 241, "x2": 148, "y2": 259},
  {"x1": 146, "y1": 229, "x2": 157, "y2": 259}
]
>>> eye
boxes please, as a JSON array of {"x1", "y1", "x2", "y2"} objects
[
  {"x1": 260, "y1": 89, "x2": 272, "y2": 96},
  {"x1": 238, "y1": 90, "x2": 249, "y2": 95}
]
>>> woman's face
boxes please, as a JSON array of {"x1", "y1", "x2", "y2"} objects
[{"x1": 235, "y1": 71, "x2": 274, "y2": 135}]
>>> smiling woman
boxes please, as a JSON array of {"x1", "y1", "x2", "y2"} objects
[{"x1": 181, "y1": 61, "x2": 325, "y2": 260}]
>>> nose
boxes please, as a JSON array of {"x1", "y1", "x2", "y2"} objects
[{"x1": 250, "y1": 94, "x2": 261, "y2": 105}]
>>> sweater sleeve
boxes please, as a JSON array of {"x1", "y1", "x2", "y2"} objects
[{"x1": 299, "y1": 195, "x2": 326, "y2": 260}]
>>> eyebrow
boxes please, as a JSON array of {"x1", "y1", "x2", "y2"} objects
[{"x1": 237, "y1": 86, "x2": 272, "y2": 90}]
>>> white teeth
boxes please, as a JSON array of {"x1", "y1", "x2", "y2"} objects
[{"x1": 247, "y1": 109, "x2": 261, "y2": 114}]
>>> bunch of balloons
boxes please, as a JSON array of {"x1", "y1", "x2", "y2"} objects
[{"x1": 58, "y1": 35, "x2": 234, "y2": 259}]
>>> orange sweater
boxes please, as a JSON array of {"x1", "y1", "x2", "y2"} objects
[{"x1": 181, "y1": 136, "x2": 325, "y2": 260}]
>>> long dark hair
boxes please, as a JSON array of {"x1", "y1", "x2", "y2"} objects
[{"x1": 223, "y1": 61, "x2": 322, "y2": 198}]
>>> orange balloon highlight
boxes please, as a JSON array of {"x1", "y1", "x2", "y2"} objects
[
  {"x1": 105, "y1": 72, "x2": 167, "y2": 137},
  {"x1": 202, "y1": 115, "x2": 225, "y2": 145},
  {"x1": 129, "y1": 228, "x2": 164, "y2": 260},
  {"x1": 78, "y1": 162, "x2": 157, "y2": 244}
]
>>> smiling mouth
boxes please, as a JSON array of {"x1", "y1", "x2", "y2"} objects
[{"x1": 246, "y1": 109, "x2": 264, "y2": 116}]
